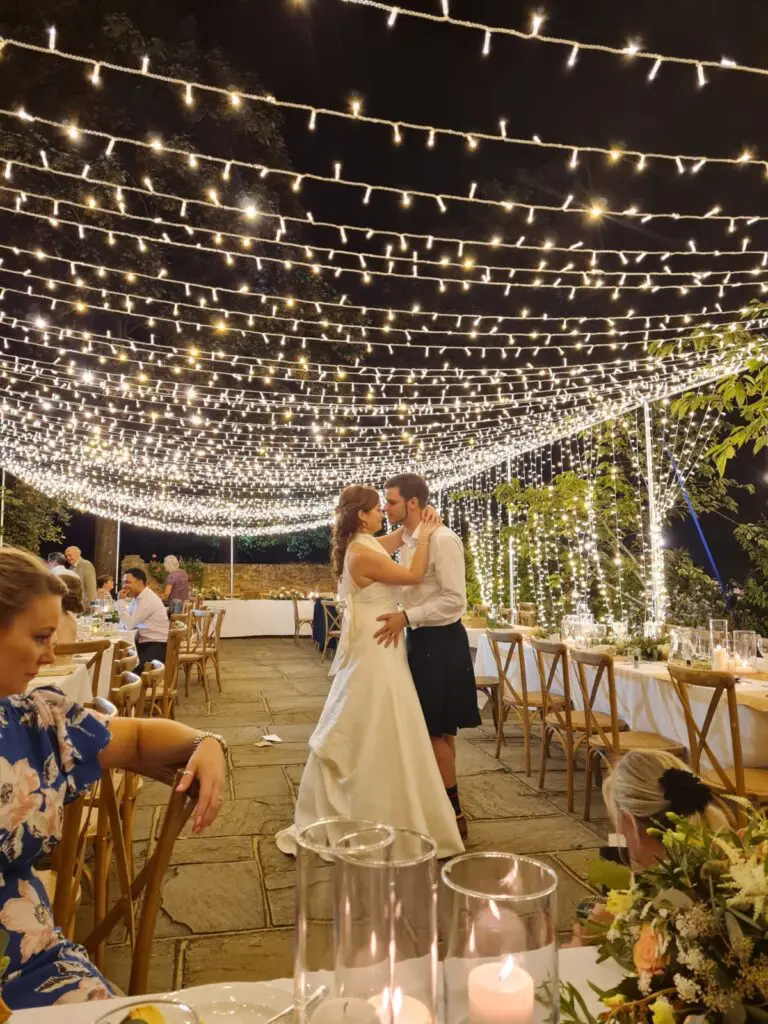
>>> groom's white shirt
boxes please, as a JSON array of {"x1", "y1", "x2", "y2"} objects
[{"x1": 399, "y1": 523, "x2": 467, "y2": 628}]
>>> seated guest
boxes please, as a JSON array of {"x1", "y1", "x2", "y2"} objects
[
  {"x1": 161, "y1": 555, "x2": 190, "y2": 614},
  {"x1": 116, "y1": 567, "x2": 169, "y2": 665},
  {"x1": 95, "y1": 575, "x2": 114, "y2": 604},
  {"x1": 0, "y1": 547, "x2": 226, "y2": 1010},
  {"x1": 46, "y1": 552, "x2": 78, "y2": 579},
  {"x1": 570, "y1": 750, "x2": 729, "y2": 944},
  {"x1": 55, "y1": 574, "x2": 84, "y2": 644}
]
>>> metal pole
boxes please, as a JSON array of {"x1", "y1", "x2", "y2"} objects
[
  {"x1": 506, "y1": 457, "x2": 515, "y2": 615},
  {"x1": 115, "y1": 511, "x2": 121, "y2": 584},
  {"x1": 643, "y1": 402, "x2": 664, "y2": 626},
  {"x1": 230, "y1": 517, "x2": 235, "y2": 596},
  {"x1": 0, "y1": 468, "x2": 5, "y2": 548}
]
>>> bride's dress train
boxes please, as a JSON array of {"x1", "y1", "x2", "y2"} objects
[{"x1": 276, "y1": 533, "x2": 464, "y2": 858}]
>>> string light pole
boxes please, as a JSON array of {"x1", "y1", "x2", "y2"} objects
[
  {"x1": 0, "y1": 468, "x2": 5, "y2": 548},
  {"x1": 114, "y1": 507, "x2": 121, "y2": 585},
  {"x1": 643, "y1": 401, "x2": 666, "y2": 628},
  {"x1": 230, "y1": 511, "x2": 235, "y2": 597}
]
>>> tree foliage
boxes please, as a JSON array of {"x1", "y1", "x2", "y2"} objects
[{"x1": 0, "y1": 476, "x2": 70, "y2": 553}]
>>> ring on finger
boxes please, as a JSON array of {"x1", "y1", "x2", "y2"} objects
[{"x1": 181, "y1": 770, "x2": 194, "y2": 776}]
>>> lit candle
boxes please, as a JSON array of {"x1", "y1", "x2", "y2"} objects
[
  {"x1": 368, "y1": 988, "x2": 432, "y2": 1024},
  {"x1": 312, "y1": 997, "x2": 380, "y2": 1024},
  {"x1": 467, "y1": 957, "x2": 536, "y2": 1024},
  {"x1": 713, "y1": 645, "x2": 729, "y2": 671}
]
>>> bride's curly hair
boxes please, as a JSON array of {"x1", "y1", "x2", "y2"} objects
[{"x1": 331, "y1": 485, "x2": 380, "y2": 578}]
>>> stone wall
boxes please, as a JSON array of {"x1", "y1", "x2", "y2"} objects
[
  {"x1": 202, "y1": 562, "x2": 336, "y2": 596},
  {"x1": 121, "y1": 555, "x2": 335, "y2": 597}
]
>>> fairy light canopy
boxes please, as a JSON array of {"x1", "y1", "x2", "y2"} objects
[{"x1": 0, "y1": 4, "x2": 763, "y2": 534}]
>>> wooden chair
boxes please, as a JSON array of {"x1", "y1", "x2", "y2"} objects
[
  {"x1": 201, "y1": 608, "x2": 226, "y2": 693},
  {"x1": 147, "y1": 622, "x2": 186, "y2": 719},
  {"x1": 321, "y1": 600, "x2": 343, "y2": 661},
  {"x1": 110, "y1": 645, "x2": 139, "y2": 692},
  {"x1": 179, "y1": 610, "x2": 215, "y2": 699},
  {"x1": 531, "y1": 640, "x2": 582, "y2": 810},
  {"x1": 53, "y1": 638, "x2": 110, "y2": 698},
  {"x1": 580, "y1": 650, "x2": 686, "y2": 820},
  {"x1": 667, "y1": 664, "x2": 768, "y2": 815},
  {"x1": 293, "y1": 596, "x2": 313, "y2": 642},
  {"x1": 82, "y1": 770, "x2": 200, "y2": 993}
]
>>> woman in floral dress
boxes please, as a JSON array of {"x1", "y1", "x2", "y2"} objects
[{"x1": 0, "y1": 547, "x2": 227, "y2": 1011}]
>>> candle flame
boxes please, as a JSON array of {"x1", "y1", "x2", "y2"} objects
[
  {"x1": 392, "y1": 988, "x2": 404, "y2": 1019},
  {"x1": 499, "y1": 956, "x2": 516, "y2": 982}
]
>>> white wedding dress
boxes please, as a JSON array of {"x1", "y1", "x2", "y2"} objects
[{"x1": 276, "y1": 533, "x2": 464, "y2": 859}]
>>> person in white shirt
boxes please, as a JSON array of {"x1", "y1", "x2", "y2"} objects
[
  {"x1": 374, "y1": 473, "x2": 480, "y2": 839},
  {"x1": 116, "y1": 567, "x2": 169, "y2": 666},
  {"x1": 46, "y1": 552, "x2": 79, "y2": 580}
]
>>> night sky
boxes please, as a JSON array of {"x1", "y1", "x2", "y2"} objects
[{"x1": 21, "y1": 0, "x2": 768, "y2": 572}]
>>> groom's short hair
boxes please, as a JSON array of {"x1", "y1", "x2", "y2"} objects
[{"x1": 385, "y1": 473, "x2": 429, "y2": 508}]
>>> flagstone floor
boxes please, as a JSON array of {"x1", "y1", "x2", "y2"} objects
[{"x1": 87, "y1": 637, "x2": 614, "y2": 994}]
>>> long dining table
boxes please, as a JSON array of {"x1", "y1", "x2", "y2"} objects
[
  {"x1": 27, "y1": 661, "x2": 93, "y2": 704},
  {"x1": 473, "y1": 632, "x2": 768, "y2": 769}
]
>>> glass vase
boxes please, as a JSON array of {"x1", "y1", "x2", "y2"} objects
[
  {"x1": 441, "y1": 853, "x2": 558, "y2": 1024},
  {"x1": 732, "y1": 630, "x2": 757, "y2": 670},
  {"x1": 294, "y1": 818, "x2": 395, "y2": 1024},
  {"x1": 335, "y1": 829, "x2": 439, "y2": 1024}
]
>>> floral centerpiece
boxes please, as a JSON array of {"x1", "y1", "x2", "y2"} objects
[
  {"x1": 263, "y1": 588, "x2": 307, "y2": 601},
  {"x1": 560, "y1": 803, "x2": 768, "y2": 1024}
]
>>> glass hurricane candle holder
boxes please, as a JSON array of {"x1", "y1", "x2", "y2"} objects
[
  {"x1": 709, "y1": 618, "x2": 729, "y2": 659},
  {"x1": 732, "y1": 630, "x2": 757, "y2": 670},
  {"x1": 441, "y1": 853, "x2": 558, "y2": 1024},
  {"x1": 335, "y1": 829, "x2": 439, "y2": 1024},
  {"x1": 294, "y1": 818, "x2": 395, "y2": 1024}
]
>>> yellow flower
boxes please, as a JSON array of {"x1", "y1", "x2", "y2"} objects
[
  {"x1": 651, "y1": 998, "x2": 675, "y2": 1024},
  {"x1": 126, "y1": 1007, "x2": 167, "y2": 1024},
  {"x1": 605, "y1": 890, "x2": 634, "y2": 916},
  {"x1": 601, "y1": 994, "x2": 627, "y2": 1008}
]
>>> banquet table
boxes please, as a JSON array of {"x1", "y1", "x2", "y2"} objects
[
  {"x1": 204, "y1": 598, "x2": 314, "y2": 638},
  {"x1": 27, "y1": 662, "x2": 92, "y2": 705},
  {"x1": 474, "y1": 632, "x2": 768, "y2": 769},
  {"x1": 9, "y1": 945, "x2": 619, "y2": 1022}
]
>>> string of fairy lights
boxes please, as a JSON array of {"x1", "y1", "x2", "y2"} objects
[{"x1": 0, "y1": 18, "x2": 760, "y2": 556}]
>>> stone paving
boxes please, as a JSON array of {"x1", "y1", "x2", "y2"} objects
[{"x1": 87, "y1": 637, "x2": 613, "y2": 993}]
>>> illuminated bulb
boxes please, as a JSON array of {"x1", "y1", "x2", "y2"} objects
[
  {"x1": 696, "y1": 63, "x2": 707, "y2": 87},
  {"x1": 229, "y1": 91, "x2": 242, "y2": 108},
  {"x1": 89, "y1": 63, "x2": 101, "y2": 85},
  {"x1": 648, "y1": 58, "x2": 661, "y2": 81},
  {"x1": 387, "y1": 7, "x2": 398, "y2": 27},
  {"x1": 567, "y1": 44, "x2": 578, "y2": 68},
  {"x1": 636, "y1": 154, "x2": 647, "y2": 172},
  {"x1": 141, "y1": 55, "x2": 150, "y2": 74},
  {"x1": 308, "y1": 109, "x2": 317, "y2": 130},
  {"x1": 692, "y1": 158, "x2": 706, "y2": 173},
  {"x1": 393, "y1": 124, "x2": 402, "y2": 145},
  {"x1": 720, "y1": 56, "x2": 736, "y2": 68},
  {"x1": 401, "y1": 192, "x2": 411, "y2": 207},
  {"x1": 569, "y1": 148, "x2": 579, "y2": 169},
  {"x1": 350, "y1": 98, "x2": 362, "y2": 117},
  {"x1": 482, "y1": 30, "x2": 491, "y2": 56},
  {"x1": 608, "y1": 147, "x2": 622, "y2": 163},
  {"x1": 48, "y1": 26, "x2": 57, "y2": 50},
  {"x1": 739, "y1": 149, "x2": 753, "y2": 163},
  {"x1": 427, "y1": 129, "x2": 436, "y2": 148},
  {"x1": 334, "y1": 161, "x2": 342, "y2": 180},
  {"x1": 243, "y1": 203, "x2": 258, "y2": 220},
  {"x1": 188, "y1": 154, "x2": 198, "y2": 169},
  {"x1": 499, "y1": 119, "x2": 507, "y2": 138},
  {"x1": 150, "y1": 136, "x2": 163, "y2": 151},
  {"x1": 588, "y1": 201, "x2": 605, "y2": 220},
  {"x1": 529, "y1": 12, "x2": 545, "y2": 36},
  {"x1": 66, "y1": 124, "x2": 80, "y2": 141},
  {"x1": 623, "y1": 39, "x2": 641, "y2": 57},
  {"x1": 184, "y1": 83, "x2": 194, "y2": 106},
  {"x1": 467, "y1": 135, "x2": 478, "y2": 151}
]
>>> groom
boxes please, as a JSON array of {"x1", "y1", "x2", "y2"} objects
[{"x1": 375, "y1": 473, "x2": 480, "y2": 839}]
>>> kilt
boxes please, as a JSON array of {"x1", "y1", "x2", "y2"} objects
[{"x1": 406, "y1": 620, "x2": 481, "y2": 737}]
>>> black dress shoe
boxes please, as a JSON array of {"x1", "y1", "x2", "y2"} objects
[{"x1": 457, "y1": 815, "x2": 469, "y2": 840}]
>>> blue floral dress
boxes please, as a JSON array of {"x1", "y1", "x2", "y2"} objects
[{"x1": 0, "y1": 686, "x2": 114, "y2": 1010}]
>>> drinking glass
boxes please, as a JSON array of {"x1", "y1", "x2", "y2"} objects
[
  {"x1": 441, "y1": 852, "x2": 558, "y2": 1024},
  {"x1": 294, "y1": 819, "x2": 395, "y2": 1024},
  {"x1": 335, "y1": 829, "x2": 439, "y2": 1024},
  {"x1": 692, "y1": 629, "x2": 713, "y2": 669},
  {"x1": 95, "y1": 999, "x2": 199, "y2": 1023},
  {"x1": 758, "y1": 636, "x2": 768, "y2": 662},
  {"x1": 669, "y1": 627, "x2": 693, "y2": 665},
  {"x1": 611, "y1": 620, "x2": 628, "y2": 642},
  {"x1": 709, "y1": 618, "x2": 729, "y2": 654}
]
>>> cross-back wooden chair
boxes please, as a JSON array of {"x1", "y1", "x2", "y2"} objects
[
  {"x1": 579, "y1": 650, "x2": 685, "y2": 820},
  {"x1": 293, "y1": 596, "x2": 313, "y2": 642},
  {"x1": 178, "y1": 609, "x2": 215, "y2": 699},
  {"x1": 110, "y1": 645, "x2": 139, "y2": 693},
  {"x1": 530, "y1": 639, "x2": 582, "y2": 809},
  {"x1": 201, "y1": 608, "x2": 226, "y2": 693},
  {"x1": 666, "y1": 663, "x2": 768, "y2": 817},
  {"x1": 321, "y1": 600, "x2": 343, "y2": 661},
  {"x1": 147, "y1": 621, "x2": 186, "y2": 719},
  {"x1": 81, "y1": 770, "x2": 200, "y2": 993},
  {"x1": 53, "y1": 638, "x2": 111, "y2": 698}
]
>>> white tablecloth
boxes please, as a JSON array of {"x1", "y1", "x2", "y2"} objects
[
  {"x1": 27, "y1": 663, "x2": 92, "y2": 705},
  {"x1": 10, "y1": 946, "x2": 617, "y2": 1022},
  {"x1": 474, "y1": 634, "x2": 768, "y2": 769},
  {"x1": 205, "y1": 599, "x2": 314, "y2": 638}
]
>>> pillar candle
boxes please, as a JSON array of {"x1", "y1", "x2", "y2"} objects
[
  {"x1": 312, "y1": 998, "x2": 380, "y2": 1024},
  {"x1": 368, "y1": 990, "x2": 432, "y2": 1024},
  {"x1": 467, "y1": 959, "x2": 536, "y2": 1024}
]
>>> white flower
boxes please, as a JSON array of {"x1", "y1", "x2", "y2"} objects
[
  {"x1": 674, "y1": 974, "x2": 700, "y2": 1002},
  {"x1": 638, "y1": 971, "x2": 653, "y2": 995},
  {"x1": 726, "y1": 857, "x2": 768, "y2": 918}
]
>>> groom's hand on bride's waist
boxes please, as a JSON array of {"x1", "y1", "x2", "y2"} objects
[{"x1": 374, "y1": 611, "x2": 407, "y2": 647}]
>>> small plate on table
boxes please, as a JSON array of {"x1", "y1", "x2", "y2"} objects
[{"x1": 172, "y1": 981, "x2": 298, "y2": 1022}]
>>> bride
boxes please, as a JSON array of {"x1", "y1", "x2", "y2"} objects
[{"x1": 276, "y1": 485, "x2": 464, "y2": 858}]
